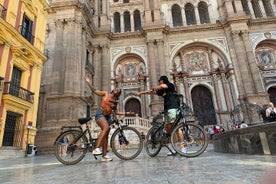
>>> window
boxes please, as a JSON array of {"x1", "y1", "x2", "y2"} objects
[
  {"x1": 21, "y1": 14, "x2": 34, "y2": 43},
  {"x1": 10, "y1": 67, "x2": 22, "y2": 96},
  {"x1": 198, "y1": 2, "x2": 210, "y2": 24},
  {"x1": 114, "y1": 12, "x2": 121, "y2": 33},
  {"x1": 185, "y1": 3, "x2": 196, "y2": 25},
  {"x1": 124, "y1": 11, "x2": 131, "y2": 32},
  {"x1": 241, "y1": 0, "x2": 251, "y2": 15},
  {"x1": 252, "y1": 0, "x2": 263, "y2": 18},
  {"x1": 262, "y1": 0, "x2": 274, "y2": 17},
  {"x1": 123, "y1": 0, "x2": 129, "y2": 3},
  {"x1": 134, "y1": 10, "x2": 142, "y2": 31},
  {"x1": 171, "y1": 4, "x2": 183, "y2": 27}
]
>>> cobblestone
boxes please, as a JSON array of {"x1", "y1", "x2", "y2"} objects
[{"x1": 0, "y1": 144, "x2": 275, "y2": 184}]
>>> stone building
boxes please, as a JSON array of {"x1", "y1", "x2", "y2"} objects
[
  {"x1": 0, "y1": 0, "x2": 49, "y2": 158},
  {"x1": 36, "y1": 0, "x2": 276, "y2": 153}
]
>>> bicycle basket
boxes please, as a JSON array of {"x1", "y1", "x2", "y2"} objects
[{"x1": 151, "y1": 114, "x2": 163, "y2": 127}]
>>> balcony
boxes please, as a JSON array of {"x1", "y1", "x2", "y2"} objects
[
  {"x1": 0, "y1": 4, "x2": 7, "y2": 19},
  {"x1": 3, "y1": 82, "x2": 34, "y2": 103}
]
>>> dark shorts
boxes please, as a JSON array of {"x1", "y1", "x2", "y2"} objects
[{"x1": 95, "y1": 108, "x2": 111, "y2": 124}]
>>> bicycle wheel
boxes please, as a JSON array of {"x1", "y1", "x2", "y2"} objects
[
  {"x1": 171, "y1": 122, "x2": 208, "y2": 157},
  {"x1": 54, "y1": 130, "x2": 88, "y2": 165},
  {"x1": 110, "y1": 126, "x2": 143, "y2": 160},
  {"x1": 144, "y1": 127, "x2": 162, "y2": 157}
]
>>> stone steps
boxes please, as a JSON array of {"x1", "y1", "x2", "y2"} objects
[{"x1": 0, "y1": 147, "x2": 25, "y2": 160}]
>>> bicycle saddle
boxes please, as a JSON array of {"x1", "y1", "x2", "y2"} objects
[{"x1": 78, "y1": 117, "x2": 91, "y2": 124}]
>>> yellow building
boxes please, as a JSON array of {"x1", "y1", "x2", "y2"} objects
[{"x1": 0, "y1": 0, "x2": 48, "y2": 158}]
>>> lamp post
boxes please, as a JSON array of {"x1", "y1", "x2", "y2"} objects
[{"x1": 24, "y1": 121, "x2": 32, "y2": 157}]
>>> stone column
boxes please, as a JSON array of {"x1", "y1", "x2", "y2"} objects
[
  {"x1": 181, "y1": 7, "x2": 186, "y2": 26},
  {"x1": 93, "y1": 46, "x2": 101, "y2": 105},
  {"x1": 247, "y1": 0, "x2": 255, "y2": 18},
  {"x1": 208, "y1": 4, "x2": 215, "y2": 23},
  {"x1": 130, "y1": 12, "x2": 134, "y2": 32},
  {"x1": 231, "y1": 30, "x2": 252, "y2": 95},
  {"x1": 156, "y1": 40, "x2": 166, "y2": 75},
  {"x1": 153, "y1": 0, "x2": 160, "y2": 21},
  {"x1": 153, "y1": 41, "x2": 160, "y2": 76},
  {"x1": 120, "y1": 13, "x2": 124, "y2": 32},
  {"x1": 213, "y1": 74, "x2": 223, "y2": 114},
  {"x1": 144, "y1": 0, "x2": 152, "y2": 23},
  {"x1": 221, "y1": 73, "x2": 233, "y2": 111},
  {"x1": 93, "y1": 0, "x2": 99, "y2": 27},
  {"x1": 167, "y1": 7, "x2": 173, "y2": 27},
  {"x1": 100, "y1": 0, "x2": 108, "y2": 25},
  {"x1": 147, "y1": 40, "x2": 158, "y2": 96},
  {"x1": 240, "y1": 30, "x2": 265, "y2": 94},
  {"x1": 183, "y1": 77, "x2": 191, "y2": 105},
  {"x1": 194, "y1": 6, "x2": 200, "y2": 24},
  {"x1": 180, "y1": 52, "x2": 187, "y2": 73},
  {"x1": 101, "y1": 45, "x2": 110, "y2": 91}
]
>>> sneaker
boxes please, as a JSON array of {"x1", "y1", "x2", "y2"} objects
[
  {"x1": 101, "y1": 155, "x2": 113, "y2": 162},
  {"x1": 92, "y1": 148, "x2": 102, "y2": 155},
  {"x1": 182, "y1": 148, "x2": 187, "y2": 153}
]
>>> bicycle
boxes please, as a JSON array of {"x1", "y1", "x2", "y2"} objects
[
  {"x1": 54, "y1": 107, "x2": 143, "y2": 165},
  {"x1": 144, "y1": 94, "x2": 208, "y2": 157}
]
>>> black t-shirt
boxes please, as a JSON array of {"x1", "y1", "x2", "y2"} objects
[{"x1": 156, "y1": 83, "x2": 179, "y2": 110}]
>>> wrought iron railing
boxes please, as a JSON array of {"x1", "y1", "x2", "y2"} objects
[
  {"x1": 0, "y1": 4, "x2": 7, "y2": 19},
  {"x1": 3, "y1": 82, "x2": 34, "y2": 103}
]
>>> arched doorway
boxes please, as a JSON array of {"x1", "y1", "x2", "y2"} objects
[
  {"x1": 268, "y1": 87, "x2": 276, "y2": 105},
  {"x1": 125, "y1": 98, "x2": 141, "y2": 117},
  {"x1": 191, "y1": 85, "x2": 217, "y2": 125}
]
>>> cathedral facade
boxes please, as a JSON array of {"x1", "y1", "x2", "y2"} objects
[{"x1": 36, "y1": 0, "x2": 276, "y2": 153}]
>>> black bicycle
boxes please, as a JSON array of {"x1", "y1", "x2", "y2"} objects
[
  {"x1": 54, "y1": 109, "x2": 143, "y2": 165},
  {"x1": 144, "y1": 94, "x2": 208, "y2": 157}
]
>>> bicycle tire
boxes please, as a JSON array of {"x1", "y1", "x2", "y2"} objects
[
  {"x1": 144, "y1": 127, "x2": 162, "y2": 157},
  {"x1": 110, "y1": 126, "x2": 143, "y2": 160},
  {"x1": 54, "y1": 130, "x2": 88, "y2": 165},
  {"x1": 171, "y1": 122, "x2": 208, "y2": 157}
]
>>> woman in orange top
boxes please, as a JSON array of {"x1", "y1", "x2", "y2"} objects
[{"x1": 84, "y1": 77, "x2": 133, "y2": 162}]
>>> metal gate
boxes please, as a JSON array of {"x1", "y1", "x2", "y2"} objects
[{"x1": 2, "y1": 112, "x2": 23, "y2": 147}]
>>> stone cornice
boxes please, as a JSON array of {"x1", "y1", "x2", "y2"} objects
[
  {"x1": 108, "y1": 31, "x2": 144, "y2": 40},
  {"x1": 248, "y1": 17, "x2": 276, "y2": 27}
]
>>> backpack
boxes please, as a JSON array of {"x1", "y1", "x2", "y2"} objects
[{"x1": 269, "y1": 109, "x2": 276, "y2": 120}]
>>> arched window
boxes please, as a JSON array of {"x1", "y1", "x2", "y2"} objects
[
  {"x1": 262, "y1": 0, "x2": 274, "y2": 17},
  {"x1": 252, "y1": 0, "x2": 263, "y2": 18},
  {"x1": 171, "y1": 4, "x2": 183, "y2": 27},
  {"x1": 124, "y1": 11, "x2": 131, "y2": 32},
  {"x1": 114, "y1": 12, "x2": 121, "y2": 33},
  {"x1": 185, "y1": 3, "x2": 196, "y2": 25},
  {"x1": 134, "y1": 10, "x2": 142, "y2": 31},
  {"x1": 241, "y1": 0, "x2": 251, "y2": 15},
  {"x1": 198, "y1": 2, "x2": 210, "y2": 24}
]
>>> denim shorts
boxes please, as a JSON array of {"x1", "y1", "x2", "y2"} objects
[{"x1": 95, "y1": 108, "x2": 111, "y2": 123}]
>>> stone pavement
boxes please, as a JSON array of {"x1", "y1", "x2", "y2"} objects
[{"x1": 0, "y1": 144, "x2": 275, "y2": 184}]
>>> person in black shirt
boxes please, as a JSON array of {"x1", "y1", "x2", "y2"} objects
[{"x1": 134, "y1": 76, "x2": 184, "y2": 155}]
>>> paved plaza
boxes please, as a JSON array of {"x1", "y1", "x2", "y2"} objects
[{"x1": 0, "y1": 144, "x2": 275, "y2": 184}]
